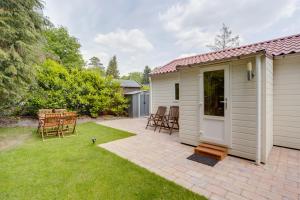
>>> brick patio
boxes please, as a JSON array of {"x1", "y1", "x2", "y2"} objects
[{"x1": 98, "y1": 118, "x2": 300, "y2": 200}]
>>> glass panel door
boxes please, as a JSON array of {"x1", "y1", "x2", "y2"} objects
[{"x1": 204, "y1": 70, "x2": 224, "y2": 117}]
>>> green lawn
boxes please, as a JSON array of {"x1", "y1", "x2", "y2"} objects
[{"x1": 0, "y1": 122, "x2": 206, "y2": 200}]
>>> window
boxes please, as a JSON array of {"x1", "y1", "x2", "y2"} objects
[
  {"x1": 175, "y1": 83, "x2": 179, "y2": 100},
  {"x1": 204, "y1": 70, "x2": 224, "y2": 116}
]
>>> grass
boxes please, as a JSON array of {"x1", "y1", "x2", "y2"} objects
[
  {"x1": 0, "y1": 126, "x2": 33, "y2": 139},
  {"x1": 0, "y1": 122, "x2": 206, "y2": 200}
]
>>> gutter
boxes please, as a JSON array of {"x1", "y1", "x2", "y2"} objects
[
  {"x1": 175, "y1": 50, "x2": 267, "y2": 71},
  {"x1": 255, "y1": 55, "x2": 262, "y2": 165}
]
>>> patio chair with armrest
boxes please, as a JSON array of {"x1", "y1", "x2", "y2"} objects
[
  {"x1": 145, "y1": 106, "x2": 167, "y2": 131},
  {"x1": 60, "y1": 112, "x2": 78, "y2": 137},
  {"x1": 37, "y1": 109, "x2": 53, "y2": 134},
  {"x1": 159, "y1": 106, "x2": 179, "y2": 134},
  {"x1": 40, "y1": 113, "x2": 62, "y2": 141}
]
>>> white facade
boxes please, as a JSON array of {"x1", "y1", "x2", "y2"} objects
[
  {"x1": 150, "y1": 54, "x2": 300, "y2": 162},
  {"x1": 273, "y1": 55, "x2": 300, "y2": 149},
  {"x1": 150, "y1": 72, "x2": 179, "y2": 113}
]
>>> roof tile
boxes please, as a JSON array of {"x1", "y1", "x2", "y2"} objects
[{"x1": 151, "y1": 34, "x2": 300, "y2": 75}]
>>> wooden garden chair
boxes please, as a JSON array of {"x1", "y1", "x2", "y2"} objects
[
  {"x1": 39, "y1": 113, "x2": 62, "y2": 141},
  {"x1": 159, "y1": 106, "x2": 179, "y2": 134},
  {"x1": 60, "y1": 112, "x2": 77, "y2": 137},
  {"x1": 37, "y1": 109, "x2": 53, "y2": 134},
  {"x1": 146, "y1": 106, "x2": 167, "y2": 131}
]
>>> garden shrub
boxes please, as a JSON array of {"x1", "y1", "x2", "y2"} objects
[{"x1": 24, "y1": 59, "x2": 127, "y2": 117}]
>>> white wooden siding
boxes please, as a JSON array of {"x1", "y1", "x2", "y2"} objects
[
  {"x1": 179, "y1": 68, "x2": 200, "y2": 146},
  {"x1": 151, "y1": 73, "x2": 179, "y2": 113},
  {"x1": 178, "y1": 59, "x2": 258, "y2": 160},
  {"x1": 152, "y1": 58, "x2": 267, "y2": 161},
  {"x1": 230, "y1": 59, "x2": 257, "y2": 160},
  {"x1": 274, "y1": 55, "x2": 300, "y2": 149}
]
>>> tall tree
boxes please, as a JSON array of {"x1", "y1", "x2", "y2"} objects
[
  {"x1": 89, "y1": 56, "x2": 104, "y2": 70},
  {"x1": 142, "y1": 66, "x2": 151, "y2": 84},
  {"x1": 106, "y1": 56, "x2": 119, "y2": 78},
  {"x1": 0, "y1": 0, "x2": 47, "y2": 115},
  {"x1": 207, "y1": 23, "x2": 239, "y2": 51},
  {"x1": 43, "y1": 27, "x2": 84, "y2": 68}
]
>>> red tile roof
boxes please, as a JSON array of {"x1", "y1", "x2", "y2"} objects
[{"x1": 151, "y1": 33, "x2": 300, "y2": 75}]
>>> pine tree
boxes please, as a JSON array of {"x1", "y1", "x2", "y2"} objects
[
  {"x1": 0, "y1": 0, "x2": 47, "y2": 115},
  {"x1": 106, "y1": 56, "x2": 119, "y2": 78},
  {"x1": 142, "y1": 66, "x2": 151, "y2": 84},
  {"x1": 207, "y1": 23, "x2": 239, "y2": 51},
  {"x1": 89, "y1": 56, "x2": 104, "y2": 70}
]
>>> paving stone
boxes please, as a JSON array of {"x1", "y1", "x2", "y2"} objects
[
  {"x1": 205, "y1": 184, "x2": 227, "y2": 196},
  {"x1": 241, "y1": 190, "x2": 268, "y2": 200},
  {"x1": 210, "y1": 193, "x2": 226, "y2": 200},
  {"x1": 190, "y1": 185, "x2": 211, "y2": 198},
  {"x1": 225, "y1": 192, "x2": 248, "y2": 200},
  {"x1": 98, "y1": 118, "x2": 300, "y2": 200}
]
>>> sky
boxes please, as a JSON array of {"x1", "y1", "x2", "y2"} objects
[{"x1": 43, "y1": 0, "x2": 300, "y2": 75}]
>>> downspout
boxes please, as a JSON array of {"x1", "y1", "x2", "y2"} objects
[
  {"x1": 149, "y1": 77, "x2": 153, "y2": 113},
  {"x1": 138, "y1": 93, "x2": 141, "y2": 118},
  {"x1": 256, "y1": 55, "x2": 262, "y2": 165}
]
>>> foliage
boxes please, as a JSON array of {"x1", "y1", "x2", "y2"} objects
[
  {"x1": 1, "y1": 1, "x2": 130, "y2": 118},
  {"x1": 207, "y1": 23, "x2": 239, "y2": 51},
  {"x1": 86, "y1": 66, "x2": 105, "y2": 77},
  {"x1": 87, "y1": 56, "x2": 105, "y2": 75},
  {"x1": 142, "y1": 65, "x2": 151, "y2": 84},
  {"x1": 121, "y1": 72, "x2": 143, "y2": 84},
  {"x1": 122, "y1": 66, "x2": 151, "y2": 85},
  {"x1": 0, "y1": 0, "x2": 47, "y2": 116},
  {"x1": 106, "y1": 55, "x2": 119, "y2": 78},
  {"x1": 89, "y1": 56, "x2": 103, "y2": 69},
  {"x1": 141, "y1": 85, "x2": 150, "y2": 91},
  {"x1": 43, "y1": 27, "x2": 84, "y2": 68},
  {"x1": 0, "y1": 123, "x2": 206, "y2": 200},
  {"x1": 24, "y1": 59, "x2": 127, "y2": 117}
]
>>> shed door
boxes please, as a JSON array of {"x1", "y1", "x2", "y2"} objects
[
  {"x1": 139, "y1": 92, "x2": 150, "y2": 117},
  {"x1": 199, "y1": 65, "x2": 230, "y2": 146}
]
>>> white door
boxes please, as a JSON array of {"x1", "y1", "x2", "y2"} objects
[{"x1": 199, "y1": 65, "x2": 230, "y2": 146}]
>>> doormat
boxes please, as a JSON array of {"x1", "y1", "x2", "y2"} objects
[{"x1": 187, "y1": 154, "x2": 219, "y2": 167}]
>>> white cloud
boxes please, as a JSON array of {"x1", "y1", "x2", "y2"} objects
[
  {"x1": 177, "y1": 52, "x2": 198, "y2": 59},
  {"x1": 81, "y1": 49, "x2": 110, "y2": 65},
  {"x1": 159, "y1": 0, "x2": 299, "y2": 50},
  {"x1": 43, "y1": 0, "x2": 300, "y2": 75},
  {"x1": 94, "y1": 29, "x2": 154, "y2": 53}
]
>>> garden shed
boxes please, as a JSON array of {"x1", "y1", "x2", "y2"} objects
[
  {"x1": 125, "y1": 91, "x2": 149, "y2": 118},
  {"x1": 119, "y1": 79, "x2": 142, "y2": 93},
  {"x1": 150, "y1": 33, "x2": 300, "y2": 164}
]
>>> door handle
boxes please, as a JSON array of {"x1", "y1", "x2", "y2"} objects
[{"x1": 220, "y1": 98, "x2": 227, "y2": 110}]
